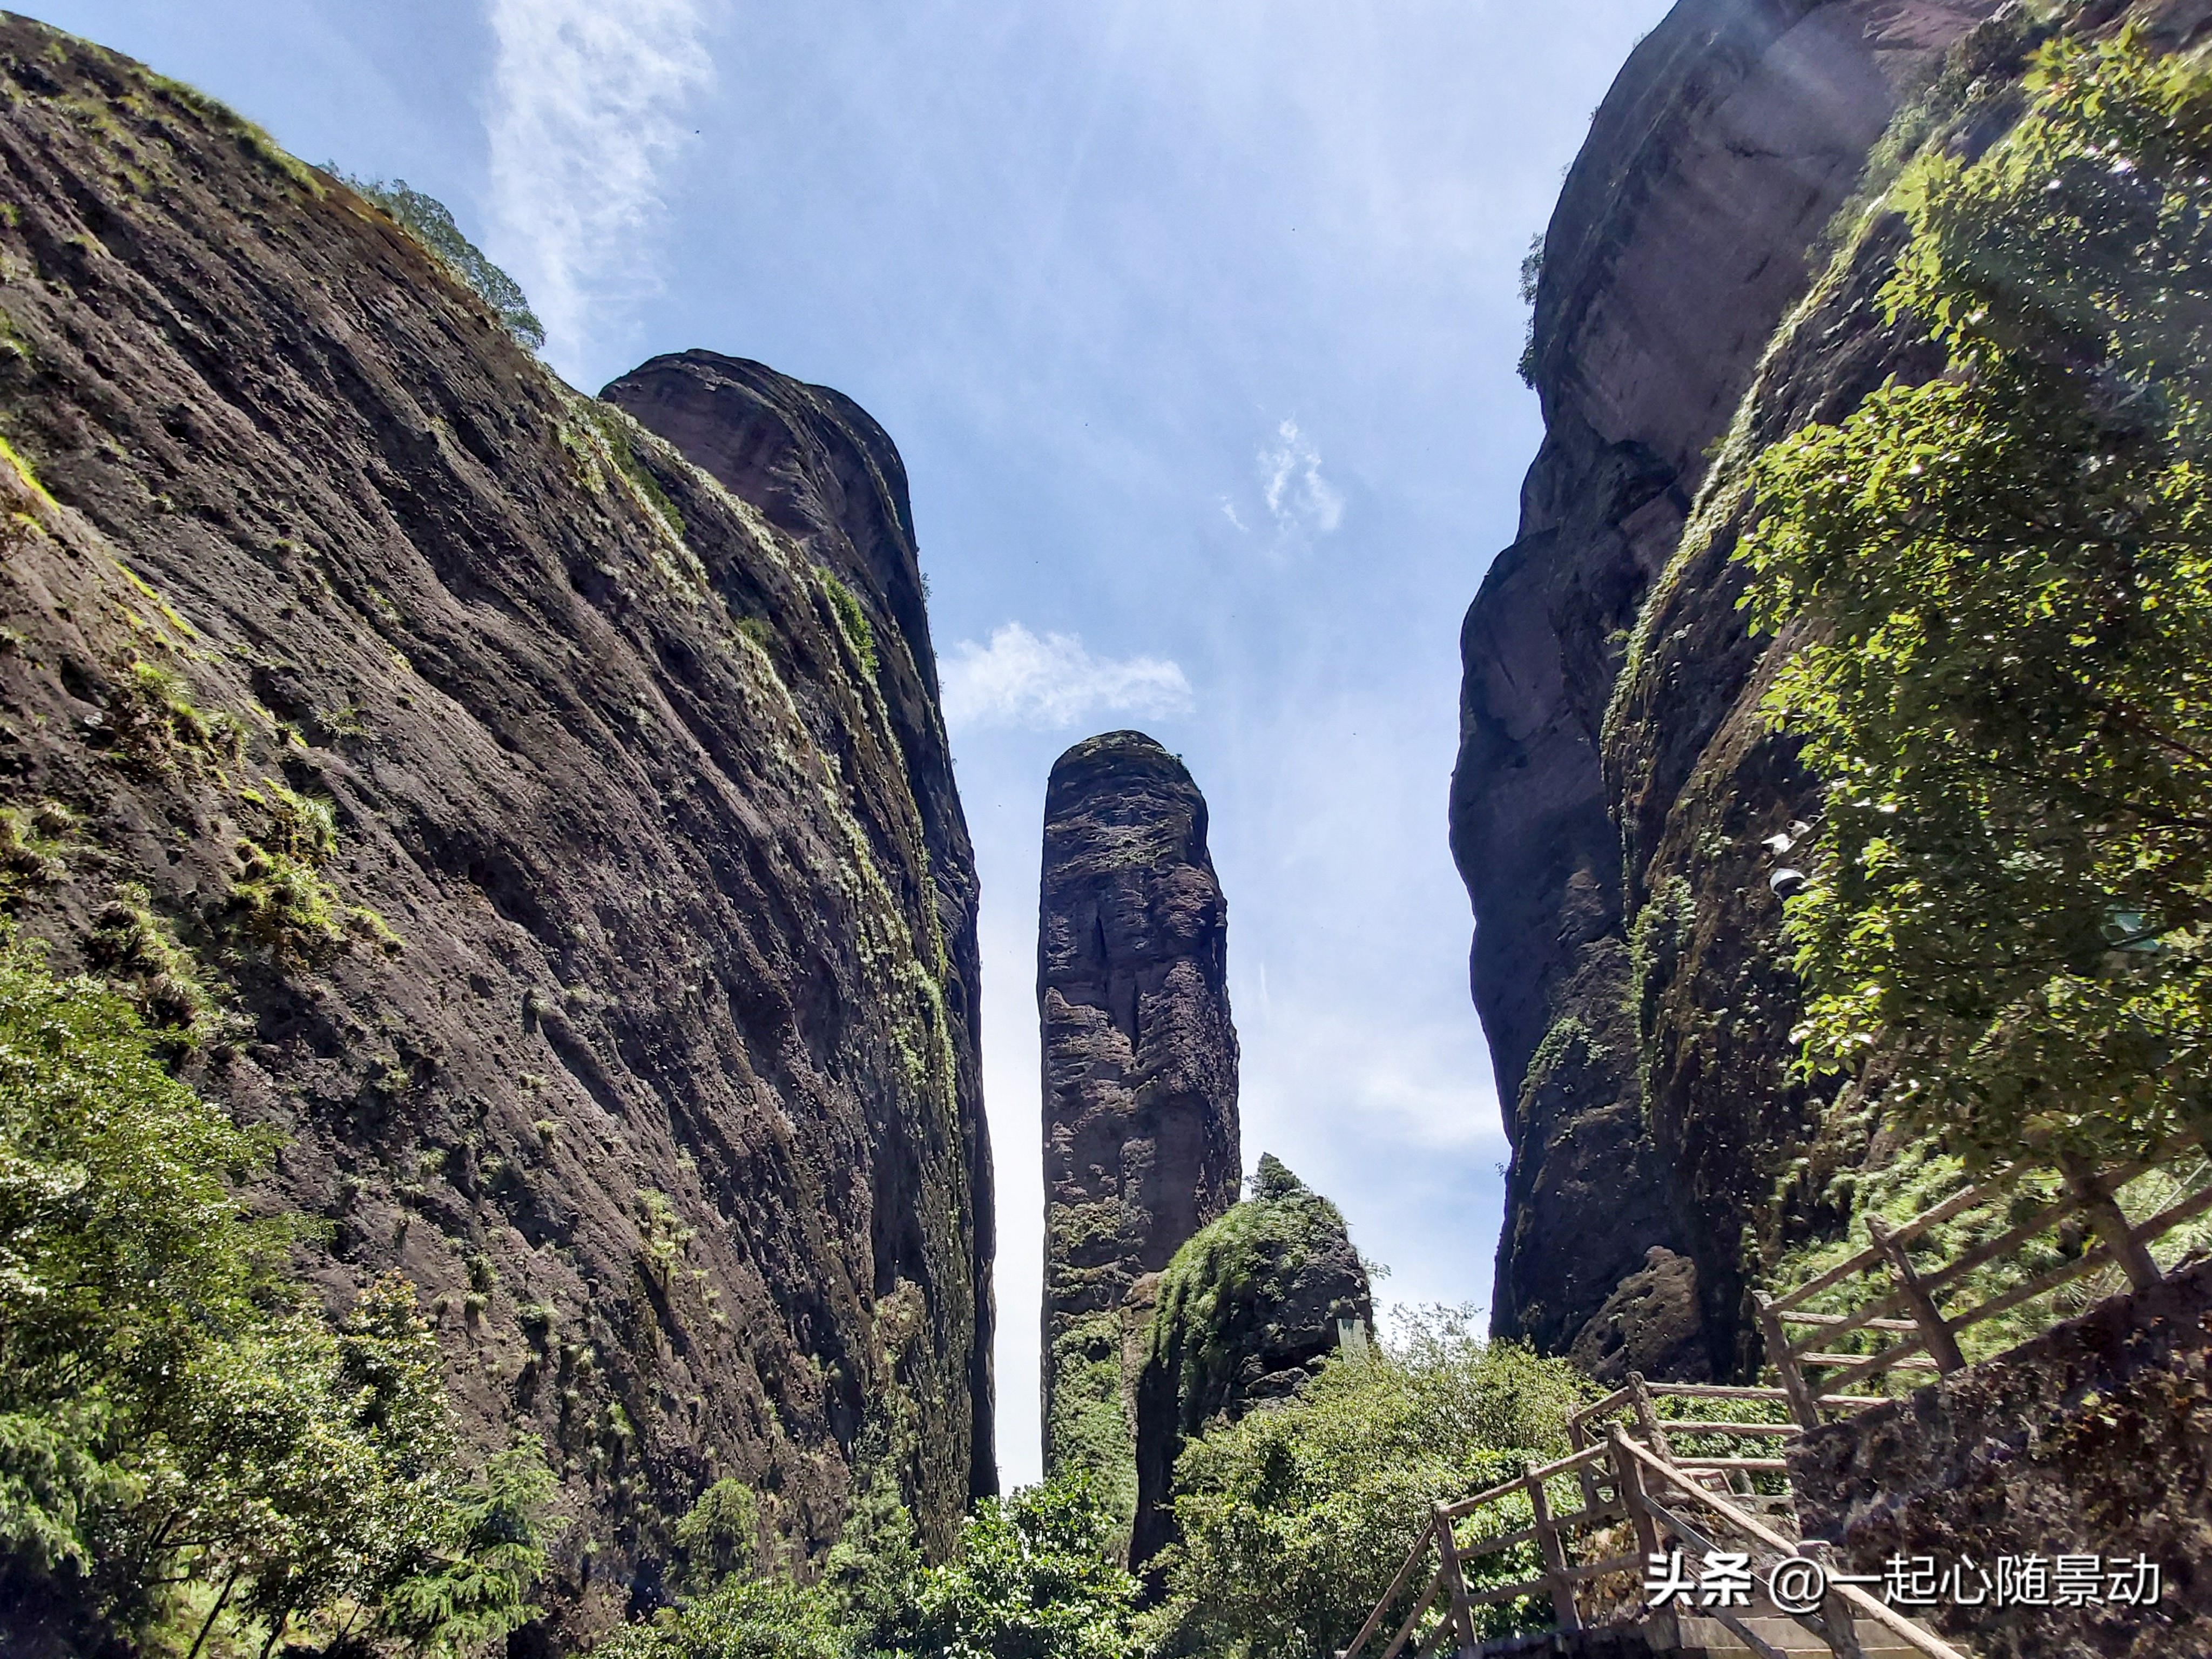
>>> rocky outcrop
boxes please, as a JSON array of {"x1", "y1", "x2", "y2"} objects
[
  {"x1": 602, "y1": 349, "x2": 995, "y2": 1507},
  {"x1": 1128, "y1": 1155, "x2": 1371, "y2": 1575},
  {"x1": 1038, "y1": 731, "x2": 1240, "y2": 1519},
  {"x1": 0, "y1": 17, "x2": 988, "y2": 1640},
  {"x1": 1450, "y1": 0, "x2": 2001, "y2": 1377},
  {"x1": 1790, "y1": 1258, "x2": 2212, "y2": 1659}
]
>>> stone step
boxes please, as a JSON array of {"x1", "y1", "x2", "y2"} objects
[{"x1": 1661, "y1": 1611, "x2": 1928, "y2": 1657}]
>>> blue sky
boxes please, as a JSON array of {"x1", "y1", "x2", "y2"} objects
[{"x1": 29, "y1": 0, "x2": 1671, "y2": 1486}]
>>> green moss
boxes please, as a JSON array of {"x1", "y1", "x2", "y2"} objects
[
  {"x1": 0, "y1": 800, "x2": 76, "y2": 907},
  {"x1": 1148, "y1": 1159, "x2": 1358, "y2": 1445},
  {"x1": 1045, "y1": 1312, "x2": 1136, "y2": 1525},
  {"x1": 585, "y1": 404, "x2": 687, "y2": 539},
  {"x1": 1625, "y1": 875, "x2": 1694, "y2": 1114},
  {"x1": 85, "y1": 881, "x2": 215, "y2": 1046},
  {"x1": 822, "y1": 571, "x2": 878, "y2": 679}
]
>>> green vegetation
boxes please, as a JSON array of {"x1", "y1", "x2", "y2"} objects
[
  {"x1": 0, "y1": 930, "x2": 551, "y2": 1654},
  {"x1": 1043, "y1": 1313, "x2": 1136, "y2": 1529},
  {"x1": 107, "y1": 657, "x2": 242, "y2": 773},
  {"x1": 0, "y1": 801, "x2": 75, "y2": 907},
  {"x1": 599, "y1": 1471, "x2": 1139, "y2": 1659},
  {"x1": 1739, "y1": 31, "x2": 2212, "y2": 1168},
  {"x1": 85, "y1": 880, "x2": 217, "y2": 1045},
  {"x1": 823, "y1": 572, "x2": 879, "y2": 679},
  {"x1": 228, "y1": 783, "x2": 401, "y2": 962},
  {"x1": 335, "y1": 173, "x2": 545, "y2": 350},
  {"x1": 1144, "y1": 1310, "x2": 1590, "y2": 1659},
  {"x1": 588, "y1": 406, "x2": 690, "y2": 541},
  {"x1": 1147, "y1": 1156, "x2": 1357, "y2": 1447}
]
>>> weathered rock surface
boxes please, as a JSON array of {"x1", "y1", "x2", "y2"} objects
[
  {"x1": 1038, "y1": 730, "x2": 1240, "y2": 1516},
  {"x1": 1450, "y1": 0, "x2": 2000, "y2": 1376},
  {"x1": 0, "y1": 17, "x2": 988, "y2": 1640},
  {"x1": 1790, "y1": 1258, "x2": 2212, "y2": 1658},
  {"x1": 1128, "y1": 1155, "x2": 1371, "y2": 1575}
]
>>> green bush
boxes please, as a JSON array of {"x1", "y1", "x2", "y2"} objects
[
  {"x1": 0, "y1": 930, "x2": 550, "y2": 1653},
  {"x1": 1144, "y1": 1309, "x2": 1589, "y2": 1659},
  {"x1": 336, "y1": 173, "x2": 545, "y2": 350}
]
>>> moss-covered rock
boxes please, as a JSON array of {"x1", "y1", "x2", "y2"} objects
[{"x1": 1128, "y1": 1156, "x2": 1371, "y2": 1574}]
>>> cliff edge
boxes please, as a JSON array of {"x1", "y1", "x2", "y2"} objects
[{"x1": 0, "y1": 16, "x2": 989, "y2": 1638}]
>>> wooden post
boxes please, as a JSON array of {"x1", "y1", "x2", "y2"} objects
[
  {"x1": 2060, "y1": 1151, "x2": 2162, "y2": 1292},
  {"x1": 1626, "y1": 1371, "x2": 1675, "y2": 1460},
  {"x1": 1802, "y1": 1541, "x2": 1866, "y2": 1659},
  {"x1": 1566, "y1": 1414, "x2": 1602, "y2": 1515},
  {"x1": 1755, "y1": 1292, "x2": 1823, "y2": 1432},
  {"x1": 1609, "y1": 1424, "x2": 1662, "y2": 1564},
  {"x1": 1866, "y1": 1215, "x2": 1966, "y2": 1375},
  {"x1": 1431, "y1": 1504, "x2": 1478, "y2": 1658},
  {"x1": 1524, "y1": 1462, "x2": 1583, "y2": 1633}
]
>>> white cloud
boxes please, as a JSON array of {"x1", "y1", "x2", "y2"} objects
[
  {"x1": 940, "y1": 623, "x2": 1193, "y2": 733},
  {"x1": 1258, "y1": 417, "x2": 1346, "y2": 535},
  {"x1": 485, "y1": 0, "x2": 713, "y2": 372}
]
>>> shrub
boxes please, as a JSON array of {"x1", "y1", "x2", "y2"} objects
[
  {"x1": 0, "y1": 930, "x2": 552, "y2": 1651},
  {"x1": 336, "y1": 172, "x2": 545, "y2": 350},
  {"x1": 1144, "y1": 1309, "x2": 1589, "y2": 1659}
]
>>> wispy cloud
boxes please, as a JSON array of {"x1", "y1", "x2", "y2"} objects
[
  {"x1": 1259, "y1": 417, "x2": 1346, "y2": 535},
  {"x1": 940, "y1": 623, "x2": 1193, "y2": 733},
  {"x1": 485, "y1": 0, "x2": 713, "y2": 373}
]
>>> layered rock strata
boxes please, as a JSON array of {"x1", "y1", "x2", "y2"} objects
[
  {"x1": 1129, "y1": 1155, "x2": 1372, "y2": 1575},
  {"x1": 1451, "y1": 0, "x2": 2000, "y2": 1378},
  {"x1": 0, "y1": 18, "x2": 989, "y2": 1638},
  {"x1": 1038, "y1": 731, "x2": 1240, "y2": 1519}
]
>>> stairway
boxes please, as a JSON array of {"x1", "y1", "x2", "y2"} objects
[{"x1": 1468, "y1": 1608, "x2": 1939, "y2": 1658}]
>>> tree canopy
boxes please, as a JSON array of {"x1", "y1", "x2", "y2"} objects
[
  {"x1": 1740, "y1": 30, "x2": 2212, "y2": 1166},
  {"x1": 0, "y1": 932, "x2": 552, "y2": 1656}
]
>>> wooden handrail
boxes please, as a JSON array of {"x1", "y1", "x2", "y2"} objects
[{"x1": 1611, "y1": 1434, "x2": 1977, "y2": 1659}]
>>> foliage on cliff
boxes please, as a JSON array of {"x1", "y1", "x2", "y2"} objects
[
  {"x1": 597, "y1": 1473, "x2": 1139, "y2": 1659},
  {"x1": 1742, "y1": 30, "x2": 2212, "y2": 1168},
  {"x1": 333, "y1": 173, "x2": 545, "y2": 350},
  {"x1": 1141, "y1": 1311, "x2": 1587, "y2": 1659},
  {"x1": 1144, "y1": 1156, "x2": 1365, "y2": 1446},
  {"x1": 0, "y1": 933, "x2": 552, "y2": 1657}
]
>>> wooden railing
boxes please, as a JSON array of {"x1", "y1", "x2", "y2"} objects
[
  {"x1": 1334, "y1": 1383, "x2": 1968, "y2": 1659},
  {"x1": 1755, "y1": 1128, "x2": 2212, "y2": 1428},
  {"x1": 1339, "y1": 1134, "x2": 2211, "y2": 1658}
]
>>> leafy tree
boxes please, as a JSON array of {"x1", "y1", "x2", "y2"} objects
[
  {"x1": 591, "y1": 1578, "x2": 849, "y2": 1659},
  {"x1": 1739, "y1": 30, "x2": 2212, "y2": 1166},
  {"x1": 334, "y1": 173, "x2": 546, "y2": 351},
  {"x1": 0, "y1": 932, "x2": 552, "y2": 1654},
  {"x1": 673, "y1": 1480, "x2": 761, "y2": 1597},
  {"x1": 1145, "y1": 1309, "x2": 1588, "y2": 1659},
  {"x1": 909, "y1": 1474, "x2": 1139, "y2": 1659}
]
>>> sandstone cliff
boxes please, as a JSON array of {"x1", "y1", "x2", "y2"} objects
[
  {"x1": 1450, "y1": 0, "x2": 2000, "y2": 1376},
  {"x1": 0, "y1": 17, "x2": 988, "y2": 1638},
  {"x1": 1128, "y1": 1155, "x2": 1371, "y2": 1576},
  {"x1": 1038, "y1": 731, "x2": 1240, "y2": 1521}
]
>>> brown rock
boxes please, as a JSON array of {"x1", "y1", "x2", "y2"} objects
[
  {"x1": 0, "y1": 18, "x2": 988, "y2": 1640},
  {"x1": 1038, "y1": 730, "x2": 1239, "y2": 1515},
  {"x1": 1450, "y1": 0, "x2": 1998, "y2": 1375}
]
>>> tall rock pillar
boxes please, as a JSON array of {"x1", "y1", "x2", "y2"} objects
[{"x1": 1038, "y1": 731, "x2": 1240, "y2": 1516}]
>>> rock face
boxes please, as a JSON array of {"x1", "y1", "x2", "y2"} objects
[
  {"x1": 1037, "y1": 731, "x2": 1240, "y2": 1519},
  {"x1": 1790, "y1": 1259, "x2": 2212, "y2": 1659},
  {"x1": 1129, "y1": 1155, "x2": 1372, "y2": 1575},
  {"x1": 1450, "y1": 0, "x2": 2000, "y2": 1377},
  {"x1": 0, "y1": 18, "x2": 988, "y2": 1640}
]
